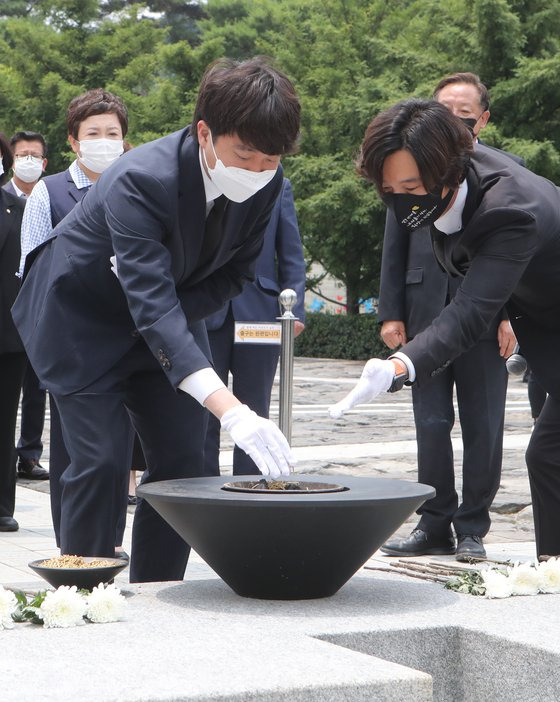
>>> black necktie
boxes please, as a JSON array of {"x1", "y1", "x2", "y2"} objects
[{"x1": 200, "y1": 195, "x2": 228, "y2": 267}]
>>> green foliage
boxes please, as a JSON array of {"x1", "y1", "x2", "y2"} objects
[
  {"x1": 2, "y1": 0, "x2": 560, "y2": 305},
  {"x1": 294, "y1": 312, "x2": 388, "y2": 360},
  {"x1": 10, "y1": 589, "x2": 46, "y2": 624},
  {"x1": 286, "y1": 153, "x2": 386, "y2": 314},
  {"x1": 444, "y1": 570, "x2": 486, "y2": 596}
]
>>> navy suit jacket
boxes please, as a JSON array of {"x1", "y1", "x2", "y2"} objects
[
  {"x1": 397, "y1": 147, "x2": 560, "y2": 394},
  {"x1": 2, "y1": 180, "x2": 18, "y2": 198},
  {"x1": 12, "y1": 130, "x2": 283, "y2": 395},
  {"x1": 205, "y1": 178, "x2": 306, "y2": 329}
]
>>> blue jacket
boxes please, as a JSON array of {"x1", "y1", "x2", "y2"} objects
[{"x1": 12, "y1": 130, "x2": 283, "y2": 395}]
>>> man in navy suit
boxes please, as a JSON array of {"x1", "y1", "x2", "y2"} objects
[
  {"x1": 12, "y1": 57, "x2": 301, "y2": 582},
  {"x1": 377, "y1": 74, "x2": 519, "y2": 561},
  {"x1": 2, "y1": 131, "x2": 49, "y2": 481},
  {"x1": 204, "y1": 177, "x2": 306, "y2": 475},
  {"x1": 330, "y1": 98, "x2": 560, "y2": 563}
]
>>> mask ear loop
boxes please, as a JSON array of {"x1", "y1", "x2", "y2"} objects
[{"x1": 202, "y1": 130, "x2": 220, "y2": 175}]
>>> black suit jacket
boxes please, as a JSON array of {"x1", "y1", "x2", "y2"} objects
[
  {"x1": 12, "y1": 130, "x2": 283, "y2": 395},
  {"x1": 378, "y1": 144, "x2": 522, "y2": 340},
  {"x1": 399, "y1": 146, "x2": 560, "y2": 393},
  {"x1": 0, "y1": 188, "x2": 24, "y2": 353}
]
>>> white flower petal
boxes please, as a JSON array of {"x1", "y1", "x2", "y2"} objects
[
  {"x1": 481, "y1": 569, "x2": 513, "y2": 599},
  {"x1": 0, "y1": 586, "x2": 18, "y2": 629},
  {"x1": 508, "y1": 563, "x2": 540, "y2": 596},
  {"x1": 537, "y1": 557, "x2": 560, "y2": 594},
  {"x1": 39, "y1": 585, "x2": 87, "y2": 628},
  {"x1": 85, "y1": 583, "x2": 127, "y2": 623}
]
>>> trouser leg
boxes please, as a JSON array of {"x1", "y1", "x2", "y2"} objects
[
  {"x1": 204, "y1": 313, "x2": 233, "y2": 477},
  {"x1": 525, "y1": 395, "x2": 560, "y2": 558},
  {"x1": 127, "y1": 365, "x2": 208, "y2": 582},
  {"x1": 230, "y1": 343, "x2": 280, "y2": 475},
  {"x1": 54, "y1": 391, "x2": 132, "y2": 558},
  {"x1": 452, "y1": 340, "x2": 507, "y2": 537},
  {"x1": 413, "y1": 367, "x2": 457, "y2": 535},
  {"x1": 0, "y1": 353, "x2": 26, "y2": 517},
  {"x1": 16, "y1": 361, "x2": 46, "y2": 461}
]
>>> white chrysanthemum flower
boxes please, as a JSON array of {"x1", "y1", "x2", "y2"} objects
[
  {"x1": 38, "y1": 586, "x2": 87, "y2": 628},
  {"x1": 481, "y1": 568, "x2": 513, "y2": 599},
  {"x1": 0, "y1": 586, "x2": 18, "y2": 629},
  {"x1": 85, "y1": 583, "x2": 127, "y2": 623},
  {"x1": 508, "y1": 562, "x2": 540, "y2": 596},
  {"x1": 537, "y1": 557, "x2": 560, "y2": 594}
]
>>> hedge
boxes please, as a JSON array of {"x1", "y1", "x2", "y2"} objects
[{"x1": 294, "y1": 313, "x2": 389, "y2": 360}]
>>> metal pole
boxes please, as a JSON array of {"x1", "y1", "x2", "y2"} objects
[{"x1": 277, "y1": 289, "x2": 298, "y2": 445}]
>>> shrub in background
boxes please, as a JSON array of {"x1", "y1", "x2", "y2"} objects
[{"x1": 295, "y1": 313, "x2": 389, "y2": 360}]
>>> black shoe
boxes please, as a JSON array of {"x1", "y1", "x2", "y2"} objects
[
  {"x1": 456, "y1": 534, "x2": 486, "y2": 562},
  {"x1": 0, "y1": 516, "x2": 19, "y2": 531},
  {"x1": 381, "y1": 528, "x2": 456, "y2": 556},
  {"x1": 17, "y1": 458, "x2": 49, "y2": 480}
]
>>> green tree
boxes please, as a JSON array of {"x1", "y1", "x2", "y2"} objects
[{"x1": 2, "y1": 0, "x2": 560, "y2": 311}]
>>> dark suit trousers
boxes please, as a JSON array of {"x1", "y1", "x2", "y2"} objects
[
  {"x1": 526, "y1": 395, "x2": 560, "y2": 557},
  {"x1": 53, "y1": 334, "x2": 208, "y2": 583},
  {"x1": 16, "y1": 362, "x2": 47, "y2": 461},
  {"x1": 48, "y1": 396, "x2": 130, "y2": 548},
  {"x1": 204, "y1": 308, "x2": 280, "y2": 476},
  {"x1": 514, "y1": 319, "x2": 560, "y2": 558},
  {"x1": 412, "y1": 339, "x2": 507, "y2": 537},
  {"x1": 0, "y1": 352, "x2": 26, "y2": 517}
]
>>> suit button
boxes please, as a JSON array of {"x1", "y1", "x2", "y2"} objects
[
  {"x1": 131, "y1": 329, "x2": 140, "y2": 338},
  {"x1": 158, "y1": 348, "x2": 172, "y2": 371}
]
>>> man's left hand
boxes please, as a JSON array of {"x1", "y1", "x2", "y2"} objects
[
  {"x1": 498, "y1": 320, "x2": 517, "y2": 358},
  {"x1": 328, "y1": 358, "x2": 396, "y2": 418}
]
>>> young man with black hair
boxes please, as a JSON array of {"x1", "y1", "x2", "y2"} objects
[
  {"x1": 330, "y1": 98, "x2": 560, "y2": 564},
  {"x1": 13, "y1": 57, "x2": 301, "y2": 583},
  {"x1": 376, "y1": 73, "x2": 520, "y2": 561}
]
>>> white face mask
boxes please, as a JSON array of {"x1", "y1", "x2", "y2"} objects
[
  {"x1": 203, "y1": 132, "x2": 277, "y2": 203},
  {"x1": 14, "y1": 155, "x2": 44, "y2": 183},
  {"x1": 78, "y1": 138, "x2": 124, "y2": 174}
]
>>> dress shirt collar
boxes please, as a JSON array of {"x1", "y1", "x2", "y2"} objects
[
  {"x1": 433, "y1": 178, "x2": 468, "y2": 235},
  {"x1": 10, "y1": 179, "x2": 27, "y2": 198},
  {"x1": 69, "y1": 159, "x2": 94, "y2": 190}
]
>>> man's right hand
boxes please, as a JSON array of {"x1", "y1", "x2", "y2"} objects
[
  {"x1": 220, "y1": 404, "x2": 295, "y2": 478},
  {"x1": 380, "y1": 320, "x2": 407, "y2": 349}
]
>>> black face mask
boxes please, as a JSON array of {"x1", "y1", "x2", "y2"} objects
[
  {"x1": 382, "y1": 187, "x2": 455, "y2": 231},
  {"x1": 459, "y1": 116, "x2": 481, "y2": 136}
]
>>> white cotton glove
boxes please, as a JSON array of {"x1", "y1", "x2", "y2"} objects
[
  {"x1": 220, "y1": 404, "x2": 296, "y2": 478},
  {"x1": 328, "y1": 358, "x2": 396, "y2": 419}
]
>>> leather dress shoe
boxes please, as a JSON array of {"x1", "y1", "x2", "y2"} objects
[
  {"x1": 17, "y1": 458, "x2": 49, "y2": 480},
  {"x1": 456, "y1": 534, "x2": 486, "y2": 562},
  {"x1": 381, "y1": 528, "x2": 456, "y2": 556},
  {"x1": 0, "y1": 516, "x2": 19, "y2": 531}
]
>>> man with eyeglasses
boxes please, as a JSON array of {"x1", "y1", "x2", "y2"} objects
[
  {"x1": 2, "y1": 131, "x2": 50, "y2": 481},
  {"x1": 4, "y1": 131, "x2": 48, "y2": 200}
]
